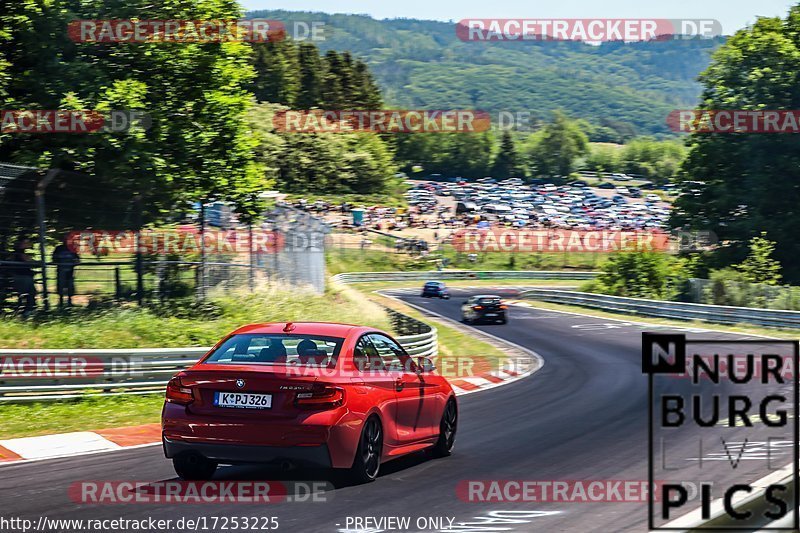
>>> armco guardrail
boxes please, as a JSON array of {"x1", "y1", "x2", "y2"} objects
[
  {"x1": 0, "y1": 312, "x2": 437, "y2": 402},
  {"x1": 521, "y1": 289, "x2": 800, "y2": 329},
  {"x1": 333, "y1": 270, "x2": 598, "y2": 283}
]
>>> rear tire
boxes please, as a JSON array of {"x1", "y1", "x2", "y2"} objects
[
  {"x1": 499, "y1": 316, "x2": 507, "y2": 324},
  {"x1": 433, "y1": 399, "x2": 457, "y2": 457},
  {"x1": 173, "y1": 453, "x2": 218, "y2": 480},
  {"x1": 349, "y1": 416, "x2": 383, "y2": 484}
]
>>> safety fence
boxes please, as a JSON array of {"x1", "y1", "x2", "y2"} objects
[
  {"x1": 0, "y1": 308, "x2": 437, "y2": 402},
  {"x1": 519, "y1": 288, "x2": 800, "y2": 329},
  {"x1": 332, "y1": 270, "x2": 598, "y2": 284}
]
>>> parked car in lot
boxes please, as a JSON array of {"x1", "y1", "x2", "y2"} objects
[
  {"x1": 421, "y1": 281, "x2": 450, "y2": 299},
  {"x1": 461, "y1": 295, "x2": 508, "y2": 324},
  {"x1": 162, "y1": 323, "x2": 458, "y2": 483}
]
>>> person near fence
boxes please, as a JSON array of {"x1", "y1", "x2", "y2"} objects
[
  {"x1": 52, "y1": 235, "x2": 80, "y2": 307},
  {"x1": 10, "y1": 237, "x2": 36, "y2": 317}
]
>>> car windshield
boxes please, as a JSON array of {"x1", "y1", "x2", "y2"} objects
[
  {"x1": 204, "y1": 334, "x2": 344, "y2": 368},
  {"x1": 425, "y1": 282, "x2": 441, "y2": 288},
  {"x1": 478, "y1": 297, "x2": 501, "y2": 305}
]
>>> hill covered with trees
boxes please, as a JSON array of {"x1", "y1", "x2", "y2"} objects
[{"x1": 248, "y1": 10, "x2": 724, "y2": 140}]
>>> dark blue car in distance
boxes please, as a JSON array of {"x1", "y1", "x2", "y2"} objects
[{"x1": 421, "y1": 281, "x2": 450, "y2": 299}]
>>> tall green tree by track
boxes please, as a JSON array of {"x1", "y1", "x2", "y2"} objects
[
  {"x1": 525, "y1": 111, "x2": 589, "y2": 178},
  {"x1": 670, "y1": 7, "x2": 800, "y2": 281},
  {"x1": 0, "y1": 0, "x2": 268, "y2": 227},
  {"x1": 491, "y1": 131, "x2": 520, "y2": 179}
]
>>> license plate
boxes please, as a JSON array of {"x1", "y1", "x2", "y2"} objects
[
  {"x1": 485, "y1": 313, "x2": 497, "y2": 317},
  {"x1": 214, "y1": 392, "x2": 272, "y2": 409}
]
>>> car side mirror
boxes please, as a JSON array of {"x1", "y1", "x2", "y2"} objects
[{"x1": 416, "y1": 356, "x2": 436, "y2": 373}]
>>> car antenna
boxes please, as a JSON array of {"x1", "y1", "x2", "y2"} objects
[{"x1": 283, "y1": 322, "x2": 296, "y2": 332}]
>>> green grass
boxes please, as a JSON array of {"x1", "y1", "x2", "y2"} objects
[
  {"x1": 0, "y1": 285, "x2": 391, "y2": 349},
  {"x1": 0, "y1": 395, "x2": 165, "y2": 440},
  {"x1": 325, "y1": 247, "x2": 607, "y2": 275},
  {"x1": 0, "y1": 284, "x2": 395, "y2": 439},
  {"x1": 349, "y1": 279, "x2": 581, "y2": 292}
]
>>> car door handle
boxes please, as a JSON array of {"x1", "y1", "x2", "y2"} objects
[{"x1": 395, "y1": 378, "x2": 404, "y2": 392}]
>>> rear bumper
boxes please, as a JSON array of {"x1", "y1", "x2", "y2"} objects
[
  {"x1": 477, "y1": 312, "x2": 505, "y2": 321},
  {"x1": 163, "y1": 437, "x2": 332, "y2": 468}
]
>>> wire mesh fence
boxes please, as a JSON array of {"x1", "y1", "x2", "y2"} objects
[{"x1": 0, "y1": 163, "x2": 330, "y2": 316}]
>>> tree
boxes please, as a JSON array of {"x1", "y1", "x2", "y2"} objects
[
  {"x1": 526, "y1": 111, "x2": 588, "y2": 178},
  {"x1": 491, "y1": 131, "x2": 520, "y2": 179},
  {"x1": 735, "y1": 233, "x2": 783, "y2": 285},
  {"x1": 586, "y1": 251, "x2": 684, "y2": 299},
  {"x1": 0, "y1": 0, "x2": 269, "y2": 228},
  {"x1": 295, "y1": 43, "x2": 324, "y2": 109},
  {"x1": 670, "y1": 7, "x2": 800, "y2": 281},
  {"x1": 251, "y1": 39, "x2": 299, "y2": 106}
]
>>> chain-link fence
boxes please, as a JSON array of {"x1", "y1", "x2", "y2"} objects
[{"x1": 0, "y1": 163, "x2": 329, "y2": 316}]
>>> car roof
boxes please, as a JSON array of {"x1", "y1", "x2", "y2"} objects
[
  {"x1": 473, "y1": 294, "x2": 502, "y2": 299},
  {"x1": 230, "y1": 322, "x2": 369, "y2": 337}
]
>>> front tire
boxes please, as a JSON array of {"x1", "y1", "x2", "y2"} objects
[
  {"x1": 173, "y1": 453, "x2": 218, "y2": 480},
  {"x1": 433, "y1": 399, "x2": 457, "y2": 457},
  {"x1": 349, "y1": 416, "x2": 383, "y2": 484}
]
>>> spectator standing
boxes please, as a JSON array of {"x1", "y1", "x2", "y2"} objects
[{"x1": 52, "y1": 235, "x2": 80, "y2": 308}]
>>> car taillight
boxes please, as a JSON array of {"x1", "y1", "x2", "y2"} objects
[
  {"x1": 166, "y1": 376, "x2": 194, "y2": 405},
  {"x1": 473, "y1": 305, "x2": 483, "y2": 310},
  {"x1": 295, "y1": 384, "x2": 345, "y2": 409},
  {"x1": 499, "y1": 304, "x2": 508, "y2": 309}
]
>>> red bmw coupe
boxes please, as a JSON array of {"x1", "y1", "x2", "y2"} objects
[{"x1": 162, "y1": 322, "x2": 457, "y2": 483}]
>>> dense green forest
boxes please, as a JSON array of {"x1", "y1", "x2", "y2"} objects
[
  {"x1": 670, "y1": 6, "x2": 800, "y2": 282},
  {"x1": 248, "y1": 10, "x2": 724, "y2": 141}
]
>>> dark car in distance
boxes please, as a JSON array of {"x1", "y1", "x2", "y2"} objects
[
  {"x1": 421, "y1": 281, "x2": 450, "y2": 299},
  {"x1": 461, "y1": 295, "x2": 508, "y2": 324}
]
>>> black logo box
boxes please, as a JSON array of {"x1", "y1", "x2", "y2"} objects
[{"x1": 643, "y1": 333, "x2": 799, "y2": 531}]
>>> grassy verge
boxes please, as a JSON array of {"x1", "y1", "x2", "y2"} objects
[
  {"x1": 0, "y1": 285, "x2": 392, "y2": 439},
  {"x1": 0, "y1": 285, "x2": 391, "y2": 349},
  {"x1": 325, "y1": 247, "x2": 606, "y2": 275},
  {"x1": 521, "y1": 300, "x2": 797, "y2": 339},
  {"x1": 348, "y1": 279, "x2": 581, "y2": 293},
  {"x1": 0, "y1": 395, "x2": 165, "y2": 440}
]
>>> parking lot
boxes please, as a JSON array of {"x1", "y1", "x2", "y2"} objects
[{"x1": 406, "y1": 177, "x2": 671, "y2": 232}]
